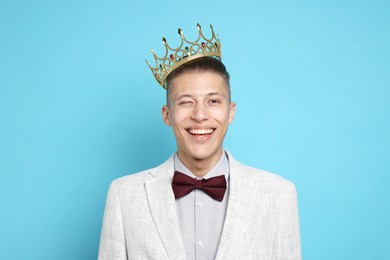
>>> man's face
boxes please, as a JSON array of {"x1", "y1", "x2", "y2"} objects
[{"x1": 162, "y1": 71, "x2": 236, "y2": 166}]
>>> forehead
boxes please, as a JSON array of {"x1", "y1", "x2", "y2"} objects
[{"x1": 168, "y1": 71, "x2": 229, "y2": 97}]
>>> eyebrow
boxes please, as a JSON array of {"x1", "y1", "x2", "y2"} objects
[
  {"x1": 176, "y1": 94, "x2": 193, "y2": 100},
  {"x1": 207, "y1": 92, "x2": 225, "y2": 98},
  {"x1": 176, "y1": 92, "x2": 226, "y2": 100}
]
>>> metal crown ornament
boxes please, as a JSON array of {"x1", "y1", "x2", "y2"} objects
[{"x1": 146, "y1": 23, "x2": 222, "y2": 89}]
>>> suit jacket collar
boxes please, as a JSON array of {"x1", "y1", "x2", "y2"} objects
[
  {"x1": 215, "y1": 152, "x2": 258, "y2": 259},
  {"x1": 144, "y1": 155, "x2": 186, "y2": 259},
  {"x1": 144, "y1": 152, "x2": 259, "y2": 259}
]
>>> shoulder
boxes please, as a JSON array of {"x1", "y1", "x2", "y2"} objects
[
  {"x1": 107, "y1": 155, "x2": 174, "y2": 195},
  {"x1": 111, "y1": 168, "x2": 152, "y2": 188},
  {"x1": 228, "y1": 153, "x2": 297, "y2": 196},
  {"x1": 243, "y1": 163, "x2": 295, "y2": 191},
  {"x1": 103, "y1": 169, "x2": 152, "y2": 201}
]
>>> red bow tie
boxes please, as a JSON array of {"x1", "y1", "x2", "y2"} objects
[{"x1": 172, "y1": 171, "x2": 227, "y2": 201}]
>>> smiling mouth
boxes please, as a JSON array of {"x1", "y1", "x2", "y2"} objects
[{"x1": 187, "y1": 128, "x2": 215, "y2": 135}]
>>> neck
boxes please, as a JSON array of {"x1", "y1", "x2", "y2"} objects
[{"x1": 177, "y1": 149, "x2": 224, "y2": 178}]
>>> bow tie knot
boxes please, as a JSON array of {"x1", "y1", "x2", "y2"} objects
[
  {"x1": 172, "y1": 171, "x2": 227, "y2": 201},
  {"x1": 195, "y1": 179, "x2": 205, "y2": 189}
]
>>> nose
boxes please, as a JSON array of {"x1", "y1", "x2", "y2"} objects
[{"x1": 190, "y1": 103, "x2": 209, "y2": 122}]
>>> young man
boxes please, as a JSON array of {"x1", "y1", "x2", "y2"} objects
[{"x1": 98, "y1": 24, "x2": 301, "y2": 260}]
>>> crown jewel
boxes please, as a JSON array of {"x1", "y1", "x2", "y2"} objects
[{"x1": 146, "y1": 23, "x2": 222, "y2": 89}]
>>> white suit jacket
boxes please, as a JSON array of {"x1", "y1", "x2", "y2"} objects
[{"x1": 98, "y1": 152, "x2": 301, "y2": 260}]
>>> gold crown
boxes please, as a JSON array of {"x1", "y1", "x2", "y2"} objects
[{"x1": 146, "y1": 23, "x2": 222, "y2": 89}]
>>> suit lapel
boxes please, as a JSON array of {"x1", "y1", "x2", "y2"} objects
[
  {"x1": 144, "y1": 157, "x2": 186, "y2": 259},
  {"x1": 215, "y1": 153, "x2": 258, "y2": 259}
]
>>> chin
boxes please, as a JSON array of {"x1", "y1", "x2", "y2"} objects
[{"x1": 187, "y1": 147, "x2": 221, "y2": 161}]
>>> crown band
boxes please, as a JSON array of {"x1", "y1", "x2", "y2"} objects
[{"x1": 146, "y1": 23, "x2": 222, "y2": 89}]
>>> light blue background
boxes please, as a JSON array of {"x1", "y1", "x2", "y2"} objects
[{"x1": 1, "y1": 0, "x2": 389, "y2": 259}]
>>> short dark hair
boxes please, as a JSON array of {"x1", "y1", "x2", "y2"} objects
[{"x1": 165, "y1": 56, "x2": 231, "y2": 105}]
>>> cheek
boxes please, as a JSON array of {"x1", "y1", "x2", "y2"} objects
[
  {"x1": 171, "y1": 107, "x2": 191, "y2": 121},
  {"x1": 215, "y1": 109, "x2": 232, "y2": 124},
  {"x1": 169, "y1": 111, "x2": 185, "y2": 129}
]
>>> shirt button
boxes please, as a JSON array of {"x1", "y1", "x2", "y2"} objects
[
  {"x1": 197, "y1": 241, "x2": 204, "y2": 247},
  {"x1": 197, "y1": 201, "x2": 204, "y2": 207}
]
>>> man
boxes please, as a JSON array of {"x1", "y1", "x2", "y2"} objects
[{"x1": 98, "y1": 24, "x2": 301, "y2": 260}]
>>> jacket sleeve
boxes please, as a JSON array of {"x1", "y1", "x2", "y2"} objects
[
  {"x1": 273, "y1": 183, "x2": 302, "y2": 260},
  {"x1": 98, "y1": 181, "x2": 127, "y2": 260}
]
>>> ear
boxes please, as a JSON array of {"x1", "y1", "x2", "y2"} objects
[
  {"x1": 162, "y1": 105, "x2": 171, "y2": 126},
  {"x1": 228, "y1": 102, "x2": 236, "y2": 124}
]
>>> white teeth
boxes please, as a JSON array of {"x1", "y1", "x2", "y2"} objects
[{"x1": 188, "y1": 129, "x2": 214, "y2": 135}]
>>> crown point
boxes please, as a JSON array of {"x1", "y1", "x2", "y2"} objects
[{"x1": 147, "y1": 23, "x2": 222, "y2": 88}]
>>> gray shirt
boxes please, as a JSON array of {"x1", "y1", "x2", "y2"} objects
[{"x1": 174, "y1": 151, "x2": 230, "y2": 260}]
